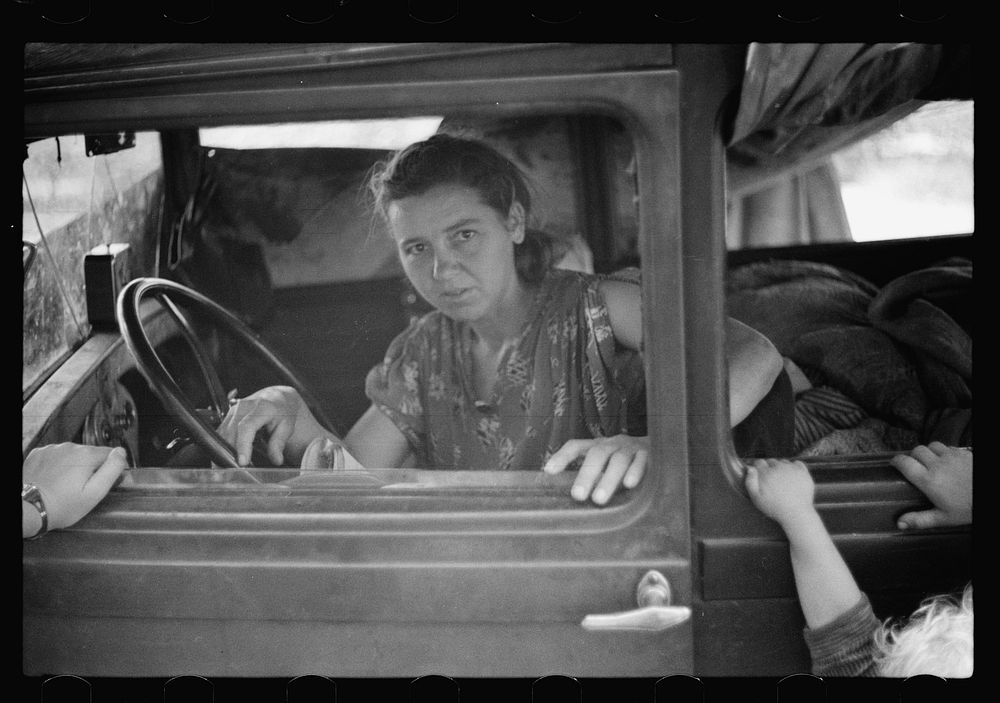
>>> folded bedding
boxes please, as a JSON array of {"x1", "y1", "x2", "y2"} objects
[{"x1": 727, "y1": 258, "x2": 971, "y2": 454}]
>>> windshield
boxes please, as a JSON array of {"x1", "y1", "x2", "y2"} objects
[{"x1": 22, "y1": 132, "x2": 162, "y2": 397}]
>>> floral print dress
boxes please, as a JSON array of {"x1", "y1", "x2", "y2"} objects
[{"x1": 364, "y1": 269, "x2": 646, "y2": 470}]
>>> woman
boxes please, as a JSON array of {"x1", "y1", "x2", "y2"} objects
[{"x1": 219, "y1": 134, "x2": 783, "y2": 505}]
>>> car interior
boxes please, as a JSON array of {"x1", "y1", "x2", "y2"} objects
[{"x1": 21, "y1": 42, "x2": 972, "y2": 679}]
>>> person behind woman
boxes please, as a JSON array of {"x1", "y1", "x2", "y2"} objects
[
  {"x1": 219, "y1": 133, "x2": 783, "y2": 505},
  {"x1": 22, "y1": 443, "x2": 128, "y2": 539}
]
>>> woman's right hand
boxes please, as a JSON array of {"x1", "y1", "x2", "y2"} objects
[{"x1": 217, "y1": 385, "x2": 329, "y2": 467}]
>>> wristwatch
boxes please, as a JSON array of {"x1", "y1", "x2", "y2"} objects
[{"x1": 22, "y1": 482, "x2": 48, "y2": 539}]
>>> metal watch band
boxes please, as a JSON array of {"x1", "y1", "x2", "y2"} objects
[{"x1": 22, "y1": 482, "x2": 48, "y2": 539}]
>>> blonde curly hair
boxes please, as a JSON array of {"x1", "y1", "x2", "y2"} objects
[{"x1": 874, "y1": 583, "x2": 973, "y2": 678}]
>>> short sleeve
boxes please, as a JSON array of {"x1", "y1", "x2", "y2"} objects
[
  {"x1": 574, "y1": 270, "x2": 646, "y2": 437},
  {"x1": 364, "y1": 320, "x2": 431, "y2": 458},
  {"x1": 595, "y1": 269, "x2": 646, "y2": 434}
]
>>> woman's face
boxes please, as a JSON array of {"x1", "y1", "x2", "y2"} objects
[{"x1": 387, "y1": 183, "x2": 525, "y2": 324}]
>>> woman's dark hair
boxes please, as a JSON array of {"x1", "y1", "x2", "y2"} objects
[{"x1": 369, "y1": 133, "x2": 553, "y2": 282}]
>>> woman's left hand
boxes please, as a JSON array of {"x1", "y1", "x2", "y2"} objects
[{"x1": 542, "y1": 435, "x2": 648, "y2": 505}]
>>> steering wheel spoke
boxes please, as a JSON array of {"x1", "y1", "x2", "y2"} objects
[{"x1": 154, "y1": 290, "x2": 230, "y2": 421}]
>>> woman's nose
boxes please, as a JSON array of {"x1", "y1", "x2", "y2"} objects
[{"x1": 432, "y1": 248, "x2": 460, "y2": 280}]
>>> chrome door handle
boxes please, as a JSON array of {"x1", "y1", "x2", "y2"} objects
[{"x1": 581, "y1": 569, "x2": 691, "y2": 632}]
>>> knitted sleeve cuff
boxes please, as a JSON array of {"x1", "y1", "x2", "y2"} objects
[{"x1": 803, "y1": 592, "x2": 882, "y2": 677}]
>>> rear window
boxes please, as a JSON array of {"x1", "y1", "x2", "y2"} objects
[
  {"x1": 831, "y1": 100, "x2": 973, "y2": 241},
  {"x1": 726, "y1": 100, "x2": 973, "y2": 249}
]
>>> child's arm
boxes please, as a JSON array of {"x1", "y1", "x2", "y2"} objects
[{"x1": 745, "y1": 458, "x2": 863, "y2": 629}]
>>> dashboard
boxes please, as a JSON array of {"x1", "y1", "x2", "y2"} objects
[{"x1": 22, "y1": 304, "x2": 177, "y2": 463}]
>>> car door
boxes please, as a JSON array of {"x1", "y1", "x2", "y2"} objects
[
  {"x1": 23, "y1": 44, "x2": 701, "y2": 678},
  {"x1": 685, "y1": 46, "x2": 974, "y2": 676}
]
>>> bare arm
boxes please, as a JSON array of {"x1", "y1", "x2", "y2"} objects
[
  {"x1": 599, "y1": 278, "x2": 643, "y2": 351},
  {"x1": 570, "y1": 281, "x2": 778, "y2": 505},
  {"x1": 219, "y1": 384, "x2": 416, "y2": 470},
  {"x1": 726, "y1": 318, "x2": 783, "y2": 427},
  {"x1": 745, "y1": 458, "x2": 863, "y2": 629},
  {"x1": 545, "y1": 279, "x2": 647, "y2": 505},
  {"x1": 345, "y1": 404, "x2": 416, "y2": 469},
  {"x1": 601, "y1": 279, "x2": 782, "y2": 427},
  {"x1": 781, "y1": 506, "x2": 864, "y2": 629}
]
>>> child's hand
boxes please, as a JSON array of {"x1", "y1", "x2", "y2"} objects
[
  {"x1": 744, "y1": 458, "x2": 817, "y2": 529},
  {"x1": 891, "y1": 442, "x2": 972, "y2": 530}
]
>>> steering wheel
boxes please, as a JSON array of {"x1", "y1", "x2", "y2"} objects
[{"x1": 116, "y1": 277, "x2": 339, "y2": 472}]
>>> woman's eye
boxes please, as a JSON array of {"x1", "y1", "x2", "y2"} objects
[
  {"x1": 456, "y1": 230, "x2": 476, "y2": 241},
  {"x1": 404, "y1": 243, "x2": 427, "y2": 256}
]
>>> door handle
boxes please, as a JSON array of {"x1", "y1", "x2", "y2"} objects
[{"x1": 581, "y1": 569, "x2": 691, "y2": 632}]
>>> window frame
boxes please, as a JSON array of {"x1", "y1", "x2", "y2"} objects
[
  {"x1": 24, "y1": 68, "x2": 701, "y2": 678},
  {"x1": 24, "y1": 70, "x2": 689, "y2": 531}
]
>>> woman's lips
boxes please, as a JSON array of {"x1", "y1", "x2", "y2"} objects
[{"x1": 438, "y1": 287, "x2": 473, "y2": 302}]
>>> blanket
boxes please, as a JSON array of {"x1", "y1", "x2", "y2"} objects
[{"x1": 727, "y1": 258, "x2": 971, "y2": 454}]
